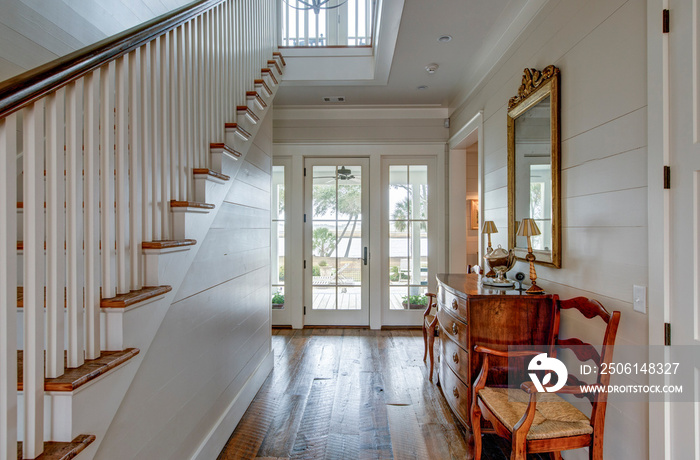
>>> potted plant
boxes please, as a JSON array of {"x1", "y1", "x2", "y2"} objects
[
  {"x1": 402, "y1": 294, "x2": 428, "y2": 310},
  {"x1": 271, "y1": 291, "x2": 285, "y2": 309}
]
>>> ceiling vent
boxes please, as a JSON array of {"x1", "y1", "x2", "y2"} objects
[{"x1": 323, "y1": 96, "x2": 346, "y2": 103}]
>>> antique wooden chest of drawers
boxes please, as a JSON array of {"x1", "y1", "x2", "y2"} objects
[{"x1": 435, "y1": 273, "x2": 557, "y2": 429}]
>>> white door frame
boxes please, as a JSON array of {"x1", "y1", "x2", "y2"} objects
[
  {"x1": 449, "y1": 111, "x2": 485, "y2": 263},
  {"x1": 303, "y1": 157, "x2": 370, "y2": 326}
]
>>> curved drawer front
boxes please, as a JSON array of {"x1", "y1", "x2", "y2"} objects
[
  {"x1": 441, "y1": 333, "x2": 469, "y2": 385},
  {"x1": 438, "y1": 284, "x2": 466, "y2": 321},
  {"x1": 440, "y1": 358, "x2": 470, "y2": 426},
  {"x1": 437, "y1": 306, "x2": 467, "y2": 346}
]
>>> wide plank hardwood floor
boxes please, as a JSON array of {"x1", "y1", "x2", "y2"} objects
[{"x1": 218, "y1": 329, "x2": 549, "y2": 460}]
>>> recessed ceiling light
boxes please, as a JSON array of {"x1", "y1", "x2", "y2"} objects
[
  {"x1": 417, "y1": 85, "x2": 429, "y2": 90},
  {"x1": 425, "y1": 63, "x2": 439, "y2": 74},
  {"x1": 438, "y1": 35, "x2": 452, "y2": 43}
]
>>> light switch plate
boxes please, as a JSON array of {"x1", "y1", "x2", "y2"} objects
[{"x1": 633, "y1": 285, "x2": 647, "y2": 314}]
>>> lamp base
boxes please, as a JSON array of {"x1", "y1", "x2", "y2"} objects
[{"x1": 525, "y1": 282, "x2": 545, "y2": 295}]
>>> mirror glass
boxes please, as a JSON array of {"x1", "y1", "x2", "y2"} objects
[
  {"x1": 514, "y1": 96, "x2": 552, "y2": 251},
  {"x1": 507, "y1": 66, "x2": 560, "y2": 268}
]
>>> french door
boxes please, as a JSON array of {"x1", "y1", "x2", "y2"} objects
[{"x1": 304, "y1": 158, "x2": 369, "y2": 325}]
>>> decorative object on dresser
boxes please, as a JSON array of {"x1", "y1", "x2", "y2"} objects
[
  {"x1": 422, "y1": 292, "x2": 438, "y2": 381},
  {"x1": 481, "y1": 245, "x2": 516, "y2": 287},
  {"x1": 481, "y1": 220, "x2": 498, "y2": 278},
  {"x1": 507, "y1": 65, "x2": 561, "y2": 268},
  {"x1": 517, "y1": 218, "x2": 545, "y2": 294},
  {"x1": 471, "y1": 297, "x2": 621, "y2": 460},
  {"x1": 435, "y1": 274, "x2": 557, "y2": 431}
]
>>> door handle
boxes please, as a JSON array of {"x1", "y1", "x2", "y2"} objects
[{"x1": 363, "y1": 247, "x2": 368, "y2": 265}]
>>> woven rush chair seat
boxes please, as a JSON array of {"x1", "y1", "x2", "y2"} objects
[{"x1": 479, "y1": 387, "x2": 593, "y2": 440}]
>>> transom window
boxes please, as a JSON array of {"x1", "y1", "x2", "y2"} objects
[{"x1": 280, "y1": 0, "x2": 375, "y2": 47}]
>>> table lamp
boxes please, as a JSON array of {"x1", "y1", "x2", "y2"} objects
[
  {"x1": 481, "y1": 221, "x2": 498, "y2": 278},
  {"x1": 517, "y1": 218, "x2": 544, "y2": 294}
]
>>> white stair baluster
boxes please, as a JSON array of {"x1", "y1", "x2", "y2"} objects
[
  {"x1": 141, "y1": 44, "x2": 153, "y2": 245},
  {"x1": 84, "y1": 70, "x2": 101, "y2": 360},
  {"x1": 100, "y1": 62, "x2": 117, "y2": 300},
  {"x1": 150, "y1": 38, "x2": 162, "y2": 241},
  {"x1": 66, "y1": 79, "x2": 85, "y2": 368},
  {"x1": 170, "y1": 28, "x2": 180, "y2": 203},
  {"x1": 0, "y1": 114, "x2": 18, "y2": 460},
  {"x1": 129, "y1": 50, "x2": 142, "y2": 290},
  {"x1": 115, "y1": 55, "x2": 130, "y2": 294},
  {"x1": 23, "y1": 100, "x2": 46, "y2": 460},
  {"x1": 178, "y1": 24, "x2": 188, "y2": 201},
  {"x1": 45, "y1": 89, "x2": 66, "y2": 377},
  {"x1": 160, "y1": 33, "x2": 171, "y2": 238}
]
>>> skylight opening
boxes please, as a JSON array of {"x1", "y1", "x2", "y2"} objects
[{"x1": 280, "y1": 0, "x2": 375, "y2": 47}]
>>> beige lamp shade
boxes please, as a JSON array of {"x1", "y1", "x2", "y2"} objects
[
  {"x1": 517, "y1": 218, "x2": 541, "y2": 237},
  {"x1": 482, "y1": 221, "x2": 498, "y2": 234}
]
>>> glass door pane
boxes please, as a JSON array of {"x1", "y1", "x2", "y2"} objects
[
  {"x1": 305, "y1": 159, "x2": 369, "y2": 325},
  {"x1": 388, "y1": 163, "x2": 431, "y2": 311}
]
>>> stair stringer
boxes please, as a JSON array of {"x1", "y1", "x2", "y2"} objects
[{"x1": 64, "y1": 82, "x2": 281, "y2": 459}]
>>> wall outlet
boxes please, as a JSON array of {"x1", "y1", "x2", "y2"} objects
[{"x1": 633, "y1": 285, "x2": 647, "y2": 314}]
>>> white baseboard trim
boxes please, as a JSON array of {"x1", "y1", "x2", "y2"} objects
[{"x1": 189, "y1": 349, "x2": 274, "y2": 460}]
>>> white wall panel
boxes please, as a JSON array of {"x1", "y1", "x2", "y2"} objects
[{"x1": 449, "y1": 1, "x2": 649, "y2": 458}]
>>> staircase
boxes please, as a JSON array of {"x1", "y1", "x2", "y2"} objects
[{"x1": 0, "y1": 0, "x2": 283, "y2": 458}]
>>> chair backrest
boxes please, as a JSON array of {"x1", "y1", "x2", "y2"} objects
[{"x1": 554, "y1": 297, "x2": 621, "y2": 429}]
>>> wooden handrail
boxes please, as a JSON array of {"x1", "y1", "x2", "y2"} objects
[{"x1": 0, "y1": 0, "x2": 224, "y2": 119}]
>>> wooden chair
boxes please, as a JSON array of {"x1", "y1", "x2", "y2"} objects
[
  {"x1": 470, "y1": 297, "x2": 621, "y2": 460},
  {"x1": 422, "y1": 292, "x2": 438, "y2": 381}
]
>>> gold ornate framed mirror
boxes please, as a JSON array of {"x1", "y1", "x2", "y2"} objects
[{"x1": 507, "y1": 65, "x2": 561, "y2": 268}]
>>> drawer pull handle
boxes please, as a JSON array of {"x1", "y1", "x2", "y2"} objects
[
  {"x1": 452, "y1": 352, "x2": 459, "y2": 364},
  {"x1": 451, "y1": 299, "x2": 458, "y2": 310},
  {"x1": 453, "y1": 387, "x2": 459, "y2": 399},
  {"x1": 452, "y1": 323, "x2": 458, "y2": 335}
]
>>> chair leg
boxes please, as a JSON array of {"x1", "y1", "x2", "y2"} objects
[
  {"x1": 422, "y1": 325, "x2": 428, "y2": 362},
  {"x1": 471, "y1": 404, "x2": 482, "y2": 460},
  {"x1": 549, "y1": 452, "x2": 563, "y2": 460},
  {"x1": 427, "y1": 326, "x2": 436, "y2": 381},
  {"x1": 510, "y1": 434, "x2": 527, "y2": 460}
]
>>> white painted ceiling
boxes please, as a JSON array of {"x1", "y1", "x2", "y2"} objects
[
  {"x1": 0, "y1": 0, "x2": 541, "y2": 109},
  {"x1": 274, "y1": 0, "x2": 533, "y2": 107}
]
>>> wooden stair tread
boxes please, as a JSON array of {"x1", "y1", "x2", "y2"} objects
[
  {"x1": 16, "y1": 287, "x2": 66, "y2": 309},
  {"x1": 100, "y1": 285, "x2": 172, "y2": 308},
  {"x1": 169, "y1": 200, "x2": 215, "y2": 210},
  {"x1": 17, "y1": 349, "x2": 139, "y2": 391},
  {"x1": 246, "y1": 91, "x2": 268, "y2": 108},
  {"x1": 17, "y1": 285, "x2": 171, "y2": 309},
  {"x1": 224, "y1": 122, "x2": 252, "y2": 139},
  {"x1": 192, "y1": 168, "x2": 230, "y2": 181},
  {"x1": 236, "y1": 106, "x2": 260, "y2": 122},
  {"x1": 267, "y1": 60, "x2": 282, "y2": 74},
  {"x1": 209, "y1": 143, "x2": 242, "y2": 158},
  {"x1": 142, "y1": 239, "x2": 197, "y2": 250},
  {"x1": 261, "y1": 68, "x2": 278, "y2": 85},
  {"x1": 253, "y1": 79, "x2": 272, "y2": 96},
  {"x1": 18, "y1": 434, "x2": 95, "y2": 460},
  {"x1": 272, "y1": 51, "x2": 286, "y2": 66}
]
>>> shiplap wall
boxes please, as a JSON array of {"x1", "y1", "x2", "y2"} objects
[
  {"x1": 94, "y1": 113, "x2": 274, "y2": 459},
  {"x1": 0, "y1": 0, "x2": 194, "y2": 82},
  {"x1": 449, "y1": 0, "x2": 648, "y2": 459}
]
